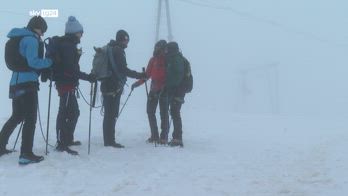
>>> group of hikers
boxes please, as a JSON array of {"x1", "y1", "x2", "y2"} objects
[{"x1": 0, "y1": 16, "x2": 192, "y2": 165}]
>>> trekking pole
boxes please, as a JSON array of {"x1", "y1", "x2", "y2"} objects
[
  {"x1": 142, "y1": 68, "x2": 157, "y2": 147},
  {"x1": 12, "y1": 121, "x2": 24, "y2": 151},
  {"x1": 88, "y1": 82, "x2": 94, "y2": 155},
  {"x1": 142, "y1": 67, "x2": 149, "y2": 98},
  {"x1": 92, "y1": 81, "x2": 98, "y2": 107},
  {"x1": 118, "y1": 90, "x2": 133, "y2": 119},
  {"x1": 45, "y1": 70, "x2": 53, "y2": 155}
]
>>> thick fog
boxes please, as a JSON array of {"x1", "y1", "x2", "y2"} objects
[{"x1": 0, "y1": 0, "x2": 347, "y2": 117}]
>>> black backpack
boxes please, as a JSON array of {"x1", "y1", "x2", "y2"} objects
[
  {"x1": 181, "y1": 57, "x2": 193, "y2": 93},
  {"x1": 41, "y1": 36, "x2": 63, "y2": 81},
  {"x1": 5, "y1": 35, "x2": 43, "y2": 72}
]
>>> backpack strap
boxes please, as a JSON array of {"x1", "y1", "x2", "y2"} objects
[
  {"x1": 8, "y1": 35, "x2": 39, "y2": 72},
  {"x1": 107, "y1": 46, "x2": 126, "y2": 86}
]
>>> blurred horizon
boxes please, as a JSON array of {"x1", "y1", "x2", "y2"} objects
[{"x1": 0, "y1": 0, "x2": 347, "y2": 117}]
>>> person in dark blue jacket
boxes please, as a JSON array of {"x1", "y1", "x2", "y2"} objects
[
  {"x1": 0, "y1": 16, "x2": 52, "y2": 164},
  {"x1": 54, "y1": 16, "x2": 95, "y2": 155},
  {"x1": 100, "y1": 30, "x2": 145, "y2": 148}
]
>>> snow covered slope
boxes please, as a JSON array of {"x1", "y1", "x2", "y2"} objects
[
  {"x1": 1, "y1": 0, "x2": 348, "y2": 195},
  {"x1": 1, "y1": 109, "x2": 348, "y2": 195}
]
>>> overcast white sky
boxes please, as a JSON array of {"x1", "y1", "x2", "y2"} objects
[{"x1": 0, "y1": 0, "x2": 347, "y2": 116}]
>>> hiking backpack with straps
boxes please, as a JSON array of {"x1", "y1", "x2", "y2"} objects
[
  {"x1": 41, "y1": 36, "x2": 63, "y2": 81},
  {"x1": 91, "y1": 46, "x2": 112, "y2": 81},
  {"x1": 5, "y1": 35, "x2": 43, "y2": 72},
  {"x1": 91, "y1": 45, "x2": 126, "y2": 85},
  {"x1": 181, "y1": 57, "x2": 193, "y2": 93}
]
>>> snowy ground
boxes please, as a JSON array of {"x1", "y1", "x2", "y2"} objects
[
  {"x1": 1, "y1": 98, "x2": 348, "y2": 196},
  {"x1": 0, "y1": 0, "x2": 347, "y2": 195}
]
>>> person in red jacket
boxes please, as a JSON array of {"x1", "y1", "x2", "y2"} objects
[{"x1": 131, "y1": 40, "x2": 169, "y2": 144}]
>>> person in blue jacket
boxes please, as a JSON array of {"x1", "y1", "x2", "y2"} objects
[{"x1": 0, "y1": 16, "x2": 52, "y2": 165}]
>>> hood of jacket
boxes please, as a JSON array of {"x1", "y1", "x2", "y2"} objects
[{"x1": 7, "y1": 27, "x2": 37, "y2": 38}]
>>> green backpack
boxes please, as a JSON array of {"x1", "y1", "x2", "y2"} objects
[{"x1": 181, "y1": 57, "x2": 193, "y2": 93}]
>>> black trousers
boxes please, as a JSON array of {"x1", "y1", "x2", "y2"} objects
[
  {"x1": 102, "y1": 91, "x2": 122, "y2": 145},
  {"x1": 168, "y1": 90, "x2": 185, "y2": 140},
  {"x1": 147, "y1": 90, "x2": 169, "y2": 139},
  {"x1": 56, "y1": 92, "x2": 80, "y2": 146},
  {"x1": 0, "y1": 91, "x2": 38, "y2": 154}
]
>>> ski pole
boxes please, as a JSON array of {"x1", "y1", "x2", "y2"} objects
[
  {"x1": 118, "y1": 90, "x2": 133, "y2": 119},
  {"x1": 142, "y1": 67, "x2": 149, "y2": 98},
  {"x1": 142, "y1": 68, "x2": 156, "y2": 146},
  {"x1": 12, "y1": 121, "x2": 24, "y2": 151},
  {"x1": 92, "y1": 81, "x2": 98, "y2": 107},
  {"x1": 45, "y1": 70, "x2": 53, "y2": 155},
  {"x1": 88, "y1": 82, "x2": 94, "y2": 155}
]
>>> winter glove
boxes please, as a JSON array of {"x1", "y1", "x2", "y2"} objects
[
  {"x1": 135, "y1": 72, "x2": 147, "y2": 80},
  {"x1": 77, "y1": 47, "x2": 83, "y2": 60},
  {"x1": 141, "y1": 72, "x2": 147, "y2": 79},
  {"x1": 87, "y1": 73, "x2": 97, "y2": 83},
  {"x1": 131, "y1": 81, "x2": 141, "y2": 91},
  {"x1": 40, "y1": 68, "x2": 52, "y2": 82}
]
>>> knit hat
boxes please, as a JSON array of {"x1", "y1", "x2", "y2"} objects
[
  {"x1": 155, "y1": 40, "x2": 167, "y2": 50},
  {"x1": 27, "y1": 16, "x2": 47, "y2": 33},
  {"x1": 153, "y1": 40, "x2": 167, "y2": 56},
  {"x1": 116, "y1": 30, "x2": 129, "y2": 42},
  {"x1": 65, "y1": 16, "x2": 83, "y2": 34}
]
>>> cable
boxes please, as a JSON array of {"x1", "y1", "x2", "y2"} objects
[
  {"x1": 77, "y1": 87, "x2": 102, "y2": 108},
  {"x1": 176, "y1": 0, "x2": 348, "y2": 47},
  {"x1": 177, "y1": 0, "x2": 237, "y2": 11},
  {"x1": 37, "y1": 101, "x2": 55, "y2": 148}
]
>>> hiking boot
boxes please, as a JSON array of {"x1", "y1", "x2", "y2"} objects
[
  {"x1": 104, "y1": 142, "x2": 125, "y2": 148},
  {"x1": 159, "y1": 132, "x2": 168, "y2": 145},
  {"x1": 19, "y1": 152, "x2": 44, "y2": 165},
  {"x1": 0, "y1": 147, "x2": 13, "y2": 157},
  {"x1": 56, "y1": 144, "x2": 79, "y2": 155},
  {"x1": 67, "y1": 140, "x2": 82, "y2": 146},
  {"x1": 168, "y1": 139, "x2": 184, "y2": 147},
  {"x1": 146, "y1": 136, "x2": 159, "y2": 144},
  {"x1": 158, "y1": 138, "x2": 168, "y2": 145}
]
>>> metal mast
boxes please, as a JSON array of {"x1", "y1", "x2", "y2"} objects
[{"x1": 155, "y1": 0, "x2": 173, "y2": 42}]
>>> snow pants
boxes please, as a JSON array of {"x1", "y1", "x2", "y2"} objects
[
  {"x1": 0, "y1": 91, "x2": 38, "y2": 154},
  {"x1": 56, "y1": 91, "x2": 80, "y2": 146}
]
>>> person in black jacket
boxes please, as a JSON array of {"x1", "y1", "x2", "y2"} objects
[
  {"x1": 100, "y1": 30, "x2": 145, "y2": 148},
  {"x1": 54, "y1": 16, "x2": 95, "y2": 155}
]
